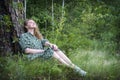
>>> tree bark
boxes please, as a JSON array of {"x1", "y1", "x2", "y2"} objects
[{"x1": 0, "y1": 0, "x2": 25, "y2": 56}]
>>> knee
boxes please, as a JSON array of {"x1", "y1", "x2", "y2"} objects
[{"x1": 54, "y1": 49, "x2": 61, "y2": 53}]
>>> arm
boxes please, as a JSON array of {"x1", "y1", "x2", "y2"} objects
[
  {"x1": 44, "y1": 42, "x2": 59, "y2": 51},
  {"x1": 44, "y1": 41, "x2": 53, "y2": 47},
  {"x1": 41, "y1": 39, "x2": 58, "y2": 51},
  {"x1": 25, "y1": 48, "x2": 44, "y2": 54}
]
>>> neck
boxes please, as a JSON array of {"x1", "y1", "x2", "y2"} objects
[{"x1": 27, "y1": 29, "x2": 34, "y2": 35}]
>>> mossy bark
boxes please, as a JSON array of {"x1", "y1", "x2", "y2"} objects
[{"x1": 0, "y1": 0, "x2": 25, "y2": 56}]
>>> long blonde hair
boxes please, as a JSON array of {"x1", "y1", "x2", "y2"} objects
[{"x1": 24, "y1": 19, "x2": 43, "y2": 39}]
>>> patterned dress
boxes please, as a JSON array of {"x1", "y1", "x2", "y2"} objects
[{"x1": 19, "y1": 32, "x2": 54, "y2": 60}]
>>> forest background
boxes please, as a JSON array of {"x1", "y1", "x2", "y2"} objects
[{"x1": 0, "y1": 0, "x2": 120, "y2": 80}]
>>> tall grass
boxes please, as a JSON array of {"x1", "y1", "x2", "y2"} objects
[
  {"x1": 0, "y1": 55, "x2": 68, "y2": 80},
  {"x1": 70, "y1": 49, "x2": 120, "y2": 80},
  {"x1": 0, "y1": 48, "x2": 119, "y2": 80}
]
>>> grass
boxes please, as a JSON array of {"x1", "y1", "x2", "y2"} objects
[
  {"x1": 69, "y1": 49, "x2": 120, "y2": 80},
  {"x1": 0, "y1": 49, "x2": 120, "y2": 80}
]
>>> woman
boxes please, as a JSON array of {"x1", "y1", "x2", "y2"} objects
[{"x1": 19, "y1": 19, "x2": 87, "y2": 76}]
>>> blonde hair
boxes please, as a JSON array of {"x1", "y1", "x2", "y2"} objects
[{"x1": 24, "y1": 19, "x2": 43, "y2": 39}]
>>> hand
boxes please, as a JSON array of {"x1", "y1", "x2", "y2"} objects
[{"x1": 51, "y1": 44, "x2": 58, "y2": 51}]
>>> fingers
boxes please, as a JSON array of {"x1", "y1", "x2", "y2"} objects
[{"x1": 52, "y1": 44, "x2": 58, "y2": 51}]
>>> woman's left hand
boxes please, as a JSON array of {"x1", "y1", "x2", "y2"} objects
[{"x1": 51, "y1": 44, "x2": 58, "y2": 51}]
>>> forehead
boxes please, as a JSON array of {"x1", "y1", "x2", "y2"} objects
[{"x1": 28, "y1": 20, "x2": 35, "y2": 23}]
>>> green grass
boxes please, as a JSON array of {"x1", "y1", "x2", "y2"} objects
[
  {"x1": 0, "y1": 49, "x2": 120, "y2": 80},
  {"x1": 69, "y1": 49, "x2": 120, "y2": 80}
]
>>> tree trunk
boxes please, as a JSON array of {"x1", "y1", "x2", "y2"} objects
[{"x1": 0, "y1": 0, "x2": 25, "y2": 56}]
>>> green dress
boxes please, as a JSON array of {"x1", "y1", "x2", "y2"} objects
[{"x1": 19, "y1": 32, "x2": 54, "y2": 60}]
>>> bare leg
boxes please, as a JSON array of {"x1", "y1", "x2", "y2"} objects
[
  {"x1": 55, "y1": 50, "x2": 75, "y2": 68},
  {"x1": 54, "y1": 50, "x2": 87, "y2": 76},
  {"x1": 52, "y1": 52, "x2": 71, "y2": 67}
]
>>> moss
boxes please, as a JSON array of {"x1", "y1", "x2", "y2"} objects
[{"x1": 12, "y1": 1, "x2": 23, "y2": 10}]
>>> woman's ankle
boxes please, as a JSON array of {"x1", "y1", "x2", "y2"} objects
[{"x1": 70, "y1": 64, "x2": 75, "y2": 69}]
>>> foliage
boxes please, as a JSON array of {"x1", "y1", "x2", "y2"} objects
[
  {"x1": 0, "y1": 50, "x2": 120, "y2": 80},
  {"x1": 70, "y1": 49, "x2": 120, "y2": 80},
  {"x1": 1, "y1": 0, "x2": 120, "y2": 80},
  {"x1": 0, "y1": 15, "x2": 12, "y2": 32},
  {"x1": 26, "y1": 0, "x2": 120, "y2": 55},
  {"x1": 0, "y1": 55, "x2": 70, "y2": 80}
]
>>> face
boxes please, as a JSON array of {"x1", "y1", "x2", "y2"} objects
[{"x1": 26, "y1": 20, "x2": 37, "y2": 29}]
